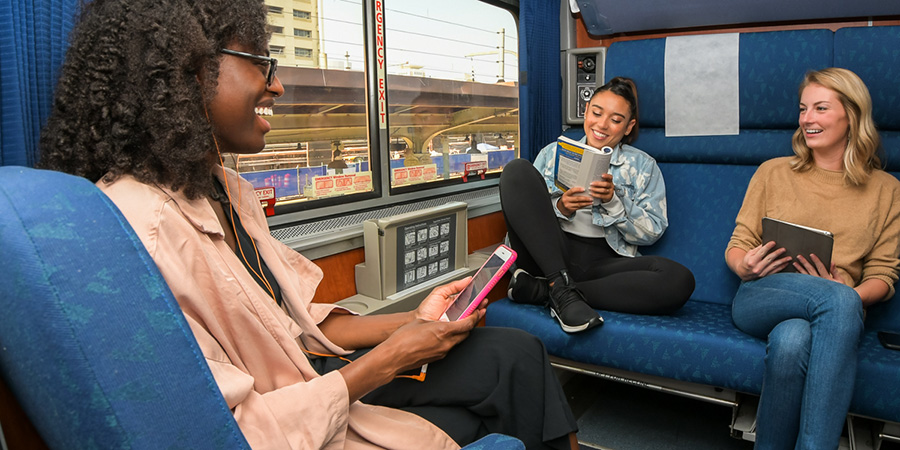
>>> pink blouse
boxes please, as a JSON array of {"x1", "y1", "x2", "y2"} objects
[{"x1": 99, "y1": 168, "x2": 458, "y2": 450}]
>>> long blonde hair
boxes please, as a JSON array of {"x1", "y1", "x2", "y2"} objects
[{"x1": 790, "y1": 68, "x2": 881, "y2": 185}]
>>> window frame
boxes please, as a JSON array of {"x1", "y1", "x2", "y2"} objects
[
  {"x1": 293, "y1": 47, "x2": 313, "y2": 57},
  {"x1": 266, "y1": 0, "x2": 518, "y2": 234}
]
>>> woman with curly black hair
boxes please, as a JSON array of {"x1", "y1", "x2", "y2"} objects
[
  {"x1": 40, "y1": 0, "x2": 269, "y2": 200},
  {"x1": 39, "y1": 1, "x2": 579, "y2": 449}
]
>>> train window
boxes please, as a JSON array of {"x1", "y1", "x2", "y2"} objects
[
  {"x1": 236, "y1": 0, "x2": 368, "y2": 207},
  {"x1": 385, "y1": 0, "x2": 518, "y2": 190},
  {"x1": 233, "y1": 0, "x2": 517, "y2": 213}
]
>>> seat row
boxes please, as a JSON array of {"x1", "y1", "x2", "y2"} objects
[{"x1": 487, "y1": 25, "x2": 900, "y2": 443}]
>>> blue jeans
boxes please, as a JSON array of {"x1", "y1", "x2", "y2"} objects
[{"x1": 732, "y1": 273, "x2": 864, "y2": 450}]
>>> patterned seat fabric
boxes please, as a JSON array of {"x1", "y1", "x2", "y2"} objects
[
  {"x1": 0, "y1": 166, "x2": 525, "y2": 449},
  {"x1": 489, "y1": 26, "x2": 900, "y2": 424},
  {"x1": 0, "y1": 167, "x2": 251, "y2": 449},
  {"x1": 489, "y1": 299, "x2": 767, "y2": 393}
]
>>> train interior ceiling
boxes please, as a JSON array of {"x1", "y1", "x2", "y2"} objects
[{"x1": 2, "y1": 0, "x2": 900, "y2": 449}]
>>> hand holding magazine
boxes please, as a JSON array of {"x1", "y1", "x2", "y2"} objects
[
  {"x1": 553, "y1": 136, "x2": 613, "y2": 204},
  {"x1": 761, "y1": 217, "x2": 834, "y2": 272}
]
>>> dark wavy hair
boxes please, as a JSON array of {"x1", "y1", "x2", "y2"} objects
[
  {"x1": 39, "y1": 0, "x2": 269, "y2": 199},
  {"x1": 592, "y1": 77, "x2": 640, "y2": 145}
]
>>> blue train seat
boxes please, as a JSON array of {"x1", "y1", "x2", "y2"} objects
[
  {"x1": 0, "y1": 166, "x2": 523, "y2": 450},
  {"x1": 487, "y1": 25, "x2": 900, "y2": 441}
]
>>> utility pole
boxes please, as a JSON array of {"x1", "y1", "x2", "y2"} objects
[
  {"x1": 465, "y1": 28, "x2": 516, "y2": 82},
  {"x1": 318, "y1": 0, "x2": 327, "y2": 69},
  {"x1": 498, "y1": 28, "x2": 505, "y2": 81}
]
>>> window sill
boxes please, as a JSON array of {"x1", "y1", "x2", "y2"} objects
[{"x1": 275, "y1": 186, "x2": 501, "y2": 261}]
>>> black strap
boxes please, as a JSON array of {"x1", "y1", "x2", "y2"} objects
[{"x1": 215, "y1": 179, "x2": 284, "y2": 305}]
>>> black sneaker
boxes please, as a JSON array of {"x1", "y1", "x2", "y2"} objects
[
  {"x1": 548, "y1": 271, "x2": 603, "y2": 333},
  {"x1": 507, "y1": 269, "x2": 549, "y2": 305}
]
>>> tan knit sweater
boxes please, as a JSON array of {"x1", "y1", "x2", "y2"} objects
[{"x1": 727, "y1": 156, "x2": 900, "y2": 297}]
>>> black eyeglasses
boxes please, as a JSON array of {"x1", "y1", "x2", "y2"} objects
[{"x1": 220, "y1": 49, "x2": 278, "y2": 86}]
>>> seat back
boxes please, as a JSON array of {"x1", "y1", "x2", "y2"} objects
[
  {"x1": 591, "y1": 26, "x2": 900, "y2": 314},
  {"x1": 0, "y1": 167, "x2": 250, "y2": 449}
]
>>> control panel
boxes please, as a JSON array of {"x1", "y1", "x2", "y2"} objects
[{"x1": 564, "y1": 47, "x2": 606, "y2": 124}]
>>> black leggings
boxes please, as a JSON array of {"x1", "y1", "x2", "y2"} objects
[
  {"x1": 499, "y1": 158, "x2": 694, "y2": 315},
  {"x1": 313, "y1": 327, "x2": 577, "y2": 450}
]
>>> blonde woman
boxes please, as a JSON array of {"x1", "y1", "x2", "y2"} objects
[{"x1": 726, "y1": 68, "x2": 900, "y2": 449}]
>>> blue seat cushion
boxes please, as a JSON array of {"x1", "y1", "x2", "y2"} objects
[
  {"x1": 853, "y1": 331, "x2": 900, "y2": 422},
  {"x1": 487, "y1": 298, "x2": 900, "y2": 422},
  {"x1": 461, "y1": 433, "x2": 525, "y2": 450},
  {"x1": 487, "y1": 299, "x2": 767, "y2": 393}
]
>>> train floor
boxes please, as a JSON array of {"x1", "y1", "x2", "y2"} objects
[{"x1": 563, "y1": 372, "x2": 900, "y2": 450}]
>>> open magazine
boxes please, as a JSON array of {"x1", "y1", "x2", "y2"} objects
[{"x1": 553, "y1": 136, "x2": 613, "y2": 204}]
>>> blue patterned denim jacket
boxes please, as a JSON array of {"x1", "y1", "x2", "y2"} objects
[{"x1": 533, "y1": 135, "x2": 669, "y2": 257}]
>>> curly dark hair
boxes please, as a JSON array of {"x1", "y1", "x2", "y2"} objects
[{"x1": 39, "y1": 0, "x2": 269, "y2": 199}]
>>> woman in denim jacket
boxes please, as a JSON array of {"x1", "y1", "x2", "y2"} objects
[{"x1": 500, "y1": 77, "x2": 695, "y2": 333}]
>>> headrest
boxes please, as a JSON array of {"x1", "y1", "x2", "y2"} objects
[
  {"x1": 737, "y1": 30, "x2": 833, "y2": 128},
  {"x1": 834, "y1": 26, "x2": 900, "y2": 131},
  {"x1": 605, "y1": 29, "x2": 833, "y2": 130}
]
